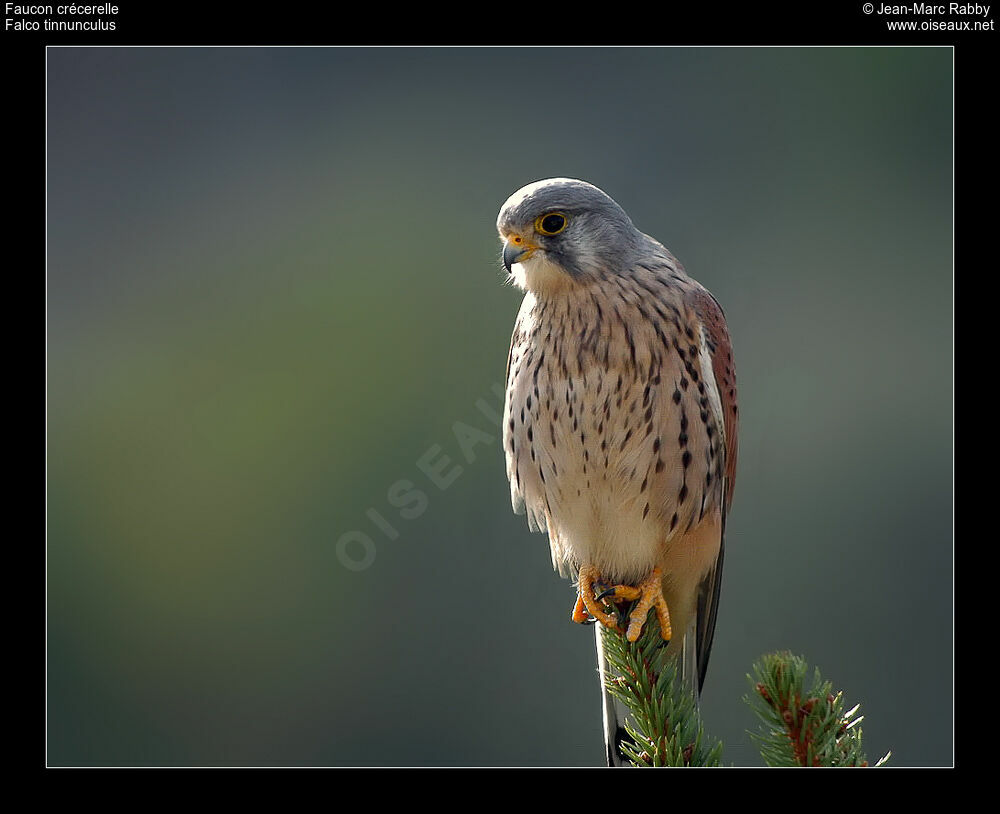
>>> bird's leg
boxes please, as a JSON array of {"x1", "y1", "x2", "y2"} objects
[{"x1": 577, "y1": 566, "x2": 672, "y2": 642}]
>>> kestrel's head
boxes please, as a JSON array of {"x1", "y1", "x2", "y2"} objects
[{"x1": 497, "y1": 178, "x2": 644, "y2": 294}]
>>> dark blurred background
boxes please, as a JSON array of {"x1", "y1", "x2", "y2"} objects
[{"x1": 46, "y1": 47, "x2": 952, "y2": 766}]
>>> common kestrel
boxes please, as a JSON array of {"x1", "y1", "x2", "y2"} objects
[{"x1": 497, "y1": 178, "x2": 738, "y2": 764}]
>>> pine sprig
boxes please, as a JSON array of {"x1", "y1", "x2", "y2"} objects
[
  {"x1": 599, "y1": 606, "x2": 723, "y2": 767},
  {"x1": 744, "y1": 651, "x2": 891, "y2": 767}
]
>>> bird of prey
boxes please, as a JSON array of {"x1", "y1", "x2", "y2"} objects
[{"x1": 497, "y1": 178, "x2": 738, "y2": 765}]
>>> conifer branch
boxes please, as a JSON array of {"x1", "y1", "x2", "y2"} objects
[
  {"x1": 744, "y1": 651, "x2": 891, "y2": 767},
  {"x1": 595, "y1": 604, "x2": 891, "y2": 767},
  {"x1": 598, "y1": 606, "x2": 723, "y2": 767}
]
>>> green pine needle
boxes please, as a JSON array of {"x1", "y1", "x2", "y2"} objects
[
  {"x1": 593, "y1": 601, "x2": 892, "y2": 767},
  {"x1": 598, "y1": 605, "x2": 723, "y2": 767},
  {"x1": 744, "y1": 651, "x2": 891, "y2": 767}
]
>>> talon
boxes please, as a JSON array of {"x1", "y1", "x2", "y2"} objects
[{"x1": 577, "y1": 564, "x2": 620, "y2": 630}]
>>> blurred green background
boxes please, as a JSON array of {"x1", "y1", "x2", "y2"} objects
[{"x1": 47, "y1": 47, "x2": 952, "y2": 766}]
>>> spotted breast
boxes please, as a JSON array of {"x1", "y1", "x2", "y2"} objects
[{"x1": 504, "y1": 258, "x2": 736, "y2": 601}]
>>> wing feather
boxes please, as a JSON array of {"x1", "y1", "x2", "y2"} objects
[{"x1": 689, "y1": 286, "x2": 739, "y2": 690}]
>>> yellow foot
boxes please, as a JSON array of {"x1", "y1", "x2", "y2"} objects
[
  {"x1": 571, "y1": 594, "x2": 591, "y2": 623},
  {"x1": 576, "y1": 564, "x2": 620, "y2": 629},
  {"x1": 620, "y1": 567, "x2": 672, "y2": 642},
  {"x1": 574, "y1": 564, "x2": 672, "y2": 643}
]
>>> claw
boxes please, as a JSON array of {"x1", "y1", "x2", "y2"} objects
[
  {"x1": 571, "y1": 593, "x2": 598, "y2": 625},
  {"x1": 577, "y1": 564, "x2": 621, "y2": 629}
]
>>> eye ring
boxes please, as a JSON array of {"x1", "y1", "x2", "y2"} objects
[{"x1": 535, "y1": 212, "x2": 568, "y2": 236}]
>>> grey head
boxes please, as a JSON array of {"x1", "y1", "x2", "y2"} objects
[{"x1": 496, "y1": 178, "x2": 652, "y2": 293}]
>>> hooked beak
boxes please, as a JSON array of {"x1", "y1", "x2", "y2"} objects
[{"x1": 502, "y1": 237, "x2": 536, "y2": 272}]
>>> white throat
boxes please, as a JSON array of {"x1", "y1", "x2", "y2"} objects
[{"x1": 509, "y1": 253, "x2": 578, "y2": 296}]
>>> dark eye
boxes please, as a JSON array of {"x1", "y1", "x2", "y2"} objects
[{"x1": 535, "y1": 212, "x2": 568, "y2": 236}]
